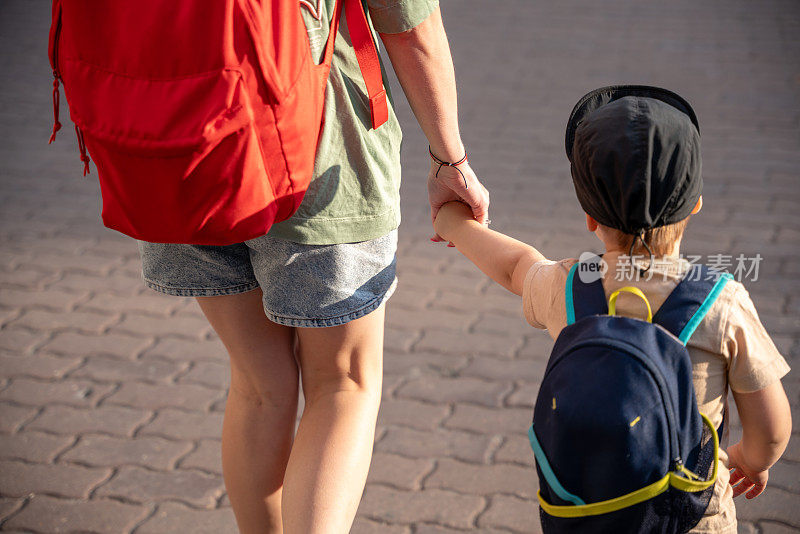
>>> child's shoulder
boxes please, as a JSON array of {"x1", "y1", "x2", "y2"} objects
[
  {"x1": 706, "y1": 276, "x2": 761, "y2": 331},
  {"x1": 522, "y1": 257, "x2": 578, "y2": 331},
  {"x1": 524, "y1": 257, "x2": 578, "y2": 286},
  {"x1": 696, "y1": 276, "x2": 790, "y2": 392},
  {"x1": 522, "y1": 257, "x2": 578, "y2": 305}
]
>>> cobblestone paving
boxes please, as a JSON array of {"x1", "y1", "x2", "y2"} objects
[{"x1": 0, "y1": 0, "x2": 798, "y2": 532}]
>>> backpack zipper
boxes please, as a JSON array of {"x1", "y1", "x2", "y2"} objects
[
  {"x1": 672, "y1": 457, "x2": 701, "y2": 480},
  {"x1": 49, "y1": 17, "x2": 62, "y2": 144},
  {"x1": 49, "y1": 17, "x2": 91, "y2": 176},
  {"x1": 545, "y1": 336, "x2": 682, "y2": 467}
]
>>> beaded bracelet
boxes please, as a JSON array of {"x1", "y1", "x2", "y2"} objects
[{"x1": 429, "y1": 146, "x2": 469, "y2": 189}]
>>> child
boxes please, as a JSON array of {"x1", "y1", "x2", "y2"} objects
[{"x1": 432, "y1": 85, "x2": 791, "y2": 532}]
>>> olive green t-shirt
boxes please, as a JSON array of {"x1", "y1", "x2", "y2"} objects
[{"x1": 268, "y1": 0, "x2": 439, "y2": 244}]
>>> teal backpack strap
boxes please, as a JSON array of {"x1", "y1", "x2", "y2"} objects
[
  {"x1": 566, "y1": 255, "x2": 607, "y2": 325},
  {"x1": 529, "y1": 425, "x2": 586, "y2": 506},
  {"x1": 652, "y1": 265, "x2": 733, "y2": 344}
]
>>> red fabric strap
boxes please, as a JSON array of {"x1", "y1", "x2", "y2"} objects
[{"x1": 344, "y1": 0, "x2": 388, "y2": 129}]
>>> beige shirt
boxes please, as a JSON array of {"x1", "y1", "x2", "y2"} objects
[{"x1": 522, "y1": 252, "x2": 790, "y2": 533}]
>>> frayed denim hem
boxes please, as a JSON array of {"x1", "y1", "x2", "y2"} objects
[{"x1": 264, "y1": 277, "x2": 397, "y2": 328}]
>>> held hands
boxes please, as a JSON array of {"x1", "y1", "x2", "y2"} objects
[
  {"x1": 727, "y1": 441, "x2": 769, "y2": 499},
  {"x1": 433, "y1": 200, "x2": 476, "y2": 242},
  {"x1": 428, "y1": 156, "x2": 489, "y2": 242}
]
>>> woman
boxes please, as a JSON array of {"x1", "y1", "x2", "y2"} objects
[{"x1": 138, "y1": 2, "x2": 489, "y2": 532}]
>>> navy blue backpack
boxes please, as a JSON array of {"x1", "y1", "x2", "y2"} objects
[{"x1": 530, "y1": 256, "x2": 731, "y2": 533}]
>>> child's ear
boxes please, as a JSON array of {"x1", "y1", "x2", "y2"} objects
[
  {"x1": 691, "y1": 196, "x2": 703, "y2": 215},
  {"x1": 586, "y1": 213, "x2": 598, "y2": 232}
]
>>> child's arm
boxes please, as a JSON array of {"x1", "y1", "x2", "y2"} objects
[
  {"x1": 433, "y1": 201, "x2": 547, "y2": 295},
  {"x1": 727, "y1": 380, "x2": 792, "y2": 499}
]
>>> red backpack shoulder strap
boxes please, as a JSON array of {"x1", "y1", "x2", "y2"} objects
[{"x1": 344, "y1": 0, "x2": 388, "y2": 129}]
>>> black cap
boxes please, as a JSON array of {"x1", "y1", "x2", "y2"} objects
[{"x1": 565, "y1": 85, "x2": 702, "y2": 235}]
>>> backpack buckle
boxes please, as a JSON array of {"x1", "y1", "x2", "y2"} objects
[{"x1": 369, "y1": 89, "x2": 388, "y2": 129}]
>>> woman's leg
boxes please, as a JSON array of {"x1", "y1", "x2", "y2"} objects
[
  {"x1": 196, "y1": 289, "x2": 299, "y2": 534},
  {"x1": 281, "y1": 304, "x2": 385, "y2": 534}
]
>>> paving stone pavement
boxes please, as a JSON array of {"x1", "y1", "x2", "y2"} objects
[{"x1": 0, "y1": 0, "x2": 798, "y2": 532}]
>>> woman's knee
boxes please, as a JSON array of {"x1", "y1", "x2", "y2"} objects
[
  {"x1": 229, "y1": 365, "x2": 299, "y2": 409},
  {"x1": 301, "y1": 351, "x2": 382, "y2": 402},
  {"x1": 296, "y1": 307, "x2": 385, "y2": 402},
  {"x1": 195, "y1": 291, "x2": 300, "y2": 407}
]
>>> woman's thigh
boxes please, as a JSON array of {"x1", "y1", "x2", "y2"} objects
[{"x1": 138, "y1": 229, "x2": 398, "y2": 396}]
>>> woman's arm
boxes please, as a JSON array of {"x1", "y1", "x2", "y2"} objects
[
  {"x1": 379, "y1": 8, "x2": 489, "y2": 227},
  {"x1": 379, "y1": 7, "x2": 461, "y2": 162},
  {"x1": 434, "y1": 202, "x2": 546, "y2": 295}
]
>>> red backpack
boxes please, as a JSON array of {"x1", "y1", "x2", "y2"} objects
[{"x1": 48, "y1": 0, "x2": 387, "y2": 245}]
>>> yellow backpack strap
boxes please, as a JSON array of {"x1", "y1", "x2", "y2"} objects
[
  {"x1": 538, "y1": 475, "x2": 671, "y2": 518},
  {"x1": 538, "y1": 412, "x2": 719, "y2": 518},
  {"x1": 608, "y1": 286, "x2": 653, "y2": 323},
  {"x1": 669, "y1": 413, "x2": 719, "y2": 493}
]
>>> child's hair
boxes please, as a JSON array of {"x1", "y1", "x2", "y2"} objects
[{"x1": 606, "y1": 217, "x2": 691, "y2": 257}]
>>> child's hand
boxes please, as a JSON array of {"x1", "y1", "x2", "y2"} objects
[
  {"x1": 433, "y1": 200, "x2": 476, "y2": 243},
  {"x1": 727, "y1": 441, "x2": 769, "y2": 499}
]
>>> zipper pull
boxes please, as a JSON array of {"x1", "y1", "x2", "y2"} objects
[
  {"x1": 49, "y1": 71, "x2": 62, "y2": 144},
  {"x1": 74, "y1": 125, "x2": 91, "y2": 176},
  {"x1": 673, "y1": 457, "x2": 700, "y2": 480},
  {"x1": 672, "y1": 457, "x2": 684, "y2": 473}
]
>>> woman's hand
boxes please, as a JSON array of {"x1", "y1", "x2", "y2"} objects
[
  {"x1": 433, "y1": 200, "x2": 475, "y2": 242},
  {"x1": 428, "y1": 160, "x2": 489, "y2": 241}
]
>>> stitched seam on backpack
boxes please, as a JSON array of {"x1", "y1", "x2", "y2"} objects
[
  {"x1": 265, "y1": 103, "x2": 288, "y2": 204},
  {"x1": 61, "y1": 56, "x2": 239, "y2": 82}
]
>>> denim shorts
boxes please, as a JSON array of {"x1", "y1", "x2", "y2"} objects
[{"x1": 137, "y1": 230, "x2": 397, "y2": 328}]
